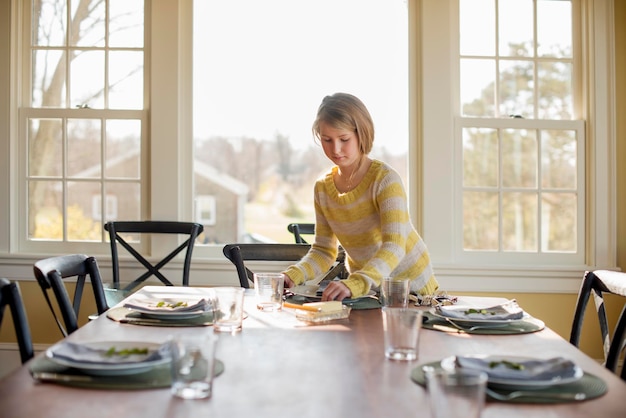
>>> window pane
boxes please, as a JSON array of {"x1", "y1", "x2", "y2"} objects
[
  {"x1": 502, "y1": 191, "x2": 537, "y2": 251},
  {"x1": 499, "y1": 0, "x2": 533, "y2": 57},
  {"x1": 70, "y1": 50, "x2": 105, "y2": 108},
  {"x1": 32, "y1": 0, "x2": 67, "y2": 47},
  {"x1": 109, "y1": 0, "x2": 144, "y2": 48},
  {"x1": 542, "y1": 192, "x2": 576, "y2": 252},
  {"x1": 537, "y1": 61, "x2": 573, "y2": 119},
  {"x1": 29, "y1": 118, "x2": 62, "y2": 177},
  {"x1": 109, "y1": 51, "x2": 144, "y2": 110},
  {"x1": 29, "y1": 180, "x2": 62, "y2": 240},
  {"x1": 541, "y1": 130, "x2": 576, "y2": 189},
  {"x1": 193, "y1": 0, "x2": 408, "y2": 244},
  {"x1": 105, "y1": 119, "x2": 141, "y2": 179},
  {"x1": 70, "y1": 0, "x2": 105, "y2": 47},
  {"x1": 537, "y1": 0, "x2": 572, "y2": 58},
  {"x1": 32, "y1": 50, "x2": 66, "y2": 107},
  {"x1": 460, "y1": 59, "x2": 496, "y2": 117},
  {"x1": 501, "y1": 128, "x2": 537, "y2": 188},
  {"x1": 463, "y1": 127, "x2": 498, "y2": 187},
  {"x1": 104, "y1": 183, "x2": 141, "y2": 222},
  {"x1": 459, "y1": 0, "x2": 495, "y2": 56},
  {"x1": 463, "y1": 191, "x2": 499, "y2": 251},
  {"x1": 67, "y1": 118, "x2": 101, "y2": 178},
  {"x1": 499, "y1": 60, "x2": 534, "y2": 118},
  {"x1": 67, "y1": 181, "x2": 102, "y2": 241}
]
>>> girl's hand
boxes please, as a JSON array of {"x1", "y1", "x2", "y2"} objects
[
  {"x1": 283, "y1": 274, "x2": 295, "y2": 288},
  {"x1": 321, "y1": 281, "x2": 351, "y2": 301}
]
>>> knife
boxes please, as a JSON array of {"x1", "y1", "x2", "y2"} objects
[
  {"x1": 32, "y1": 372, "x2": 94, "y2": 383},
  {"x1": 120, "y1": 317, "x2": 212, "y2": 327}
]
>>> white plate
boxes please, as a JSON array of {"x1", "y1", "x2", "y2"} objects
[
  {"x1": 429, "y1": 308, "x2": 529, "y2": 327},
  {"x1": 124, "y1": 296, "x2": 211, "y2": 320},
  {"x1": 440, "y1": 355, "x2": 584, "y2": 389},
  {"x1": 131, "y1": 308, "x2": 208, "y2": 320},
  {"x1": 46, "y1": 341, "x2": 170, "y2": 376},
  {"x1": 289, "y1": 285, "x2": 322, "y2": 298},
  {"x1": 290, "y1": 285, "x2": 376, "y2": 300}
]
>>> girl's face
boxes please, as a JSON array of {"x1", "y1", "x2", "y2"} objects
[{"x1": 318, "y1": 121, "x2": 361, "y2": 170}]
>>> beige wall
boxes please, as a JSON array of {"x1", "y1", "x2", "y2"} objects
[{"x1": 1, "y1": 4, "x2": 625, "y2": 362}]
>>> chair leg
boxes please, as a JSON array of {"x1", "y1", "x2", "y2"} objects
[
  {"x1": 570, "y1": 271, "x2": 594, "y2": 347},
  {"x1": 606, "y1": 304, "x2": 626, "y2": 376}
]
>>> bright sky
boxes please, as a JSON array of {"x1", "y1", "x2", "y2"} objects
[{"x1": 193, "y1": 0, "x2": 408, "y2": 153}]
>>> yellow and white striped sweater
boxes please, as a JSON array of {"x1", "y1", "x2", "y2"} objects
[{"x1": 284, "y1": 160, "x2": 438, "y2": 298}]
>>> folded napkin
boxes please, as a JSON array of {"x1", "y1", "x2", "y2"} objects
[
  {"x1": 49, "y1": 342, "x2": 167, "y2": 365},
  {"x1": 124, "y1": 297, "x2": 212, "y2": 313},
  {"x1": 455, "y1": 356, "x2": 578, "y2": 381},
  {"x1": 435, "y1": 299, "x2": 524, "y2": 321}
]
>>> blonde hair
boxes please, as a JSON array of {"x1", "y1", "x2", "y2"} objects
[{"x1": 312, "y1": 93, "x2": 375, "y2": 155}]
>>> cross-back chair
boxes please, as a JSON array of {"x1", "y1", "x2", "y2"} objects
[
  {"x1": 570, "y1": 269, "x2": 626, "y2": 380},
  {"x1": 222, "y1": 243, "x2": 312, "y2": 288},
  {"x1": 0, "y1": 278, "x2": 34, "y2": 364},
  {"x1": 104, "y1": 221, "x2": 204, "y2": 292},
  {"x1": 33, "y1": 254, "x2": 109, "y2": 337}
]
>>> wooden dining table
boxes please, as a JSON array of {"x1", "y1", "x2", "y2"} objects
[{"x1": 0, "y1": 286, "x2": 625, "y2": 418}]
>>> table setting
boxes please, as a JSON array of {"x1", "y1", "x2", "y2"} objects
[
  {"x1": 411, "y1": 355, "x2": 607, "y2": 404},
  {"x1": 421, "y1": 296, "x2": 545, "y2": 334},
  {"x1": 106, "y1": 286, "x2": 216, "y2": 327},
  {"x1": 28, "y1": 337, "x2": 225, "y2": 391}
]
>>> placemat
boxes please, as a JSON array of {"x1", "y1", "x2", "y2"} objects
[
  {"x1": 422, "y1": 311, "x2": 545, "y2": 335},
  {"x1": 285, "y1": 295, "x2": 381, "y2": 310},
  {"x1": 410, "y1": 361, "x2": 607, "y2": 404},
  {"x1": 106, "y1": 307, "x2": 214, "y2": 327},
  {"x1": 29, "y1": 355, "x2": 224, "y2": 390}
]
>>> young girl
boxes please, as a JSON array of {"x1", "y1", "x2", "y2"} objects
[{"x1": 283, "y1": 93, "x2": 438, "y2": 301}]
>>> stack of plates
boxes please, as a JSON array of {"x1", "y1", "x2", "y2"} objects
[
  {"x1": 441, "y1": 354, "x2": 583, "y2": 389},
  {"x1": 46, "y1": 341, "x2": 169, "y2": 376}
]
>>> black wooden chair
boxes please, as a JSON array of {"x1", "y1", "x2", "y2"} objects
[
  {"x1": 104, "y1": 221, "x2": 204, "y2": 292},
  {"x1": 570, "y1": 269, "x2": 626, "y2": 379},
  {"x1": 222, "y1": 243, "x2": 312, "y2": 288},
  {"x1": 287, "y1": 223, "x2": 315, "y2": 244},
  {"x1": 33, "y1": 254, "x2": 109, "y2": 337},
  {"x1": 0, "y1": 278, "x2": 34, "y2": 364}
]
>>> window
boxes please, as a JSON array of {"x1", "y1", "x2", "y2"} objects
[
  {"x1": 421, "y1": 0, "x2": 615, "y2": 291},
  {"x1": 18, "y1": 0, "x2": 146, "y2": 252},
  {"x1": 456, "y1": 0, "x2": 584, "y2": 265},
  {"x1": 192, "y1": 0, "x2": 409, "y2": 246}
]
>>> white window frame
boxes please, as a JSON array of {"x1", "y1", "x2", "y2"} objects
[
  {"x1": 13, "y1": 1, "x2": 149, "y2": 255},
  {"x1": 420, "y1": 0, "x2": 616, "y2": 292}
]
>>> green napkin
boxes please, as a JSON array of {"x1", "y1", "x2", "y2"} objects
[{"x1": 106, "y1": 307, "x2": 214, "y2": 327}]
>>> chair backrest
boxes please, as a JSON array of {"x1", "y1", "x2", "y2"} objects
[
  {"x1": 287, "y1": 223, "x2": 315, "y2": 244},
  {"x1": 570, "y1": 270, "x2": 626, "y2": 379},
  {"x1": 0, "y1": 278, "x2": 34, "y2": 364},
  {"x1": 222, "y1": 243, "x2": 311, "y2": 288},
  {"x1": 104, "y1": 221, "x2": 204, "y2": 291},
  {"x1": 33, "y1": 254, "x2": 109, "y2": 337}
]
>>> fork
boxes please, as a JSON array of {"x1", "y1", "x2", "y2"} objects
[
  {"x1": 444, "y1": 319, "x2": 519, "y2": 332},
  {"x1": 485, "y1": 387, "x2": 586, "y2": 401}
]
